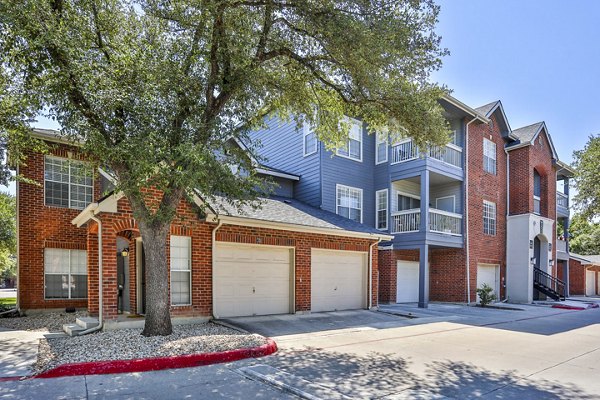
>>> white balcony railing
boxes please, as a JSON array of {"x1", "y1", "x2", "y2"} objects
[
  {"x1": 556, "y1": 239, "x2": 567, "y2": 253},
  {"x1": 557, "y1": 191, "x2": 568, "y2": 209},
  {"x1": 391, "y1": 139, "x2": 418, "y2": 164},
  {"x1": 390, "y1": 139, "x2": 462, "y2": 168},
  {"x1": 391, "y1": 209, "x2": 420, "y2": 233},
  {"x1": 429, "y1": 208, "x2": 462, "y2": 235}
]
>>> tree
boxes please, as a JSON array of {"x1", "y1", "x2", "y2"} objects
[
  {"x1": 0, "y1": 193, "x2": 16, "y2": 286},
  {"x1": 568, "y1": 213, "x2": 600, "y2": 255},
  {"x1": 0, "y1": 0, "x2": 450, "y2": 335},
  {"x1": 573, "y1": 134, "x2": 600, "y2": 219}
]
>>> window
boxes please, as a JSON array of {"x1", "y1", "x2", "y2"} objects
[
  {"x1": 376, "y1": 133, "x2": 388, "y2": 164},
  {"x1": 303, "y1": 123, "x2": 317, "y2": 156},
  {"x1": 397, "y1": 193, "x2": 420, "y2": 211},
  {"x1": 450, "y1": 130, "x2": 458, "y2": 145},
  {"x1": 376, "y1": 189, "x2": 388, "y2": 230},
  {"x1": 483, "y1": 201, "x2": 496, "y2": 236},
  {"x1": 45, "y1": 156, "x2": 93, "y2": 209},
  {"x1": 336, "y1": 184, "x2": 363, "y2": 223},
  {"x1": 44, "y1": 249, "x2": 87, "y2": 299},
  {"x1": 483, "y1": 139, "x2": 496, "y2": 175},
  {"x1": 170, "y1": 235, "x2": 191, "y2": 306},
  {"x1": 435, "y1": 196, "x2": 455, "y2": 213},
  {"x1": 533, "y1": 169, "x2": 541, "y2": 214},
  {"x1": 336, "y1": 118, "x2": 362, "y2": 161}
]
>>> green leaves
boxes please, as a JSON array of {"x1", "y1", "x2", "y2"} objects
[{"x1": 573, "y1": 134, "x2": 600, "y2": 220}]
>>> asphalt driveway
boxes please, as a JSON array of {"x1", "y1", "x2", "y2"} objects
[{"x1": 226, "y1": 304, "x2": 600, "y2": 399}]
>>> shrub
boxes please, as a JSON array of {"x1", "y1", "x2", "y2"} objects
[{"x1": 476, "y1": 283, "x2": 497, "y2": 307}]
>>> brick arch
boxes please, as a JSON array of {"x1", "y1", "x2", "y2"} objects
[{"x1": 112, "y1": 219, "x2": 139, "y2": 235}]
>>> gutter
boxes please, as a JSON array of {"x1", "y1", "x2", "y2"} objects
[
  {"x1": 211, "y1": 220, "x2": 224, "y2": 319},
  {"x1": 505, "y1": 147, "x2": 510, "y2": 301},
  {"x1": 78, "y1": 215, "x2": 103, "y2": 335},
  {"x1": 464, "y1": 116, "x2": 479, "y2": 305}
]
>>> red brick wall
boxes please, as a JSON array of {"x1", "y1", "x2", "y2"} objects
[
  {"x1": 568, "y1": 258, "x2": 586, "y2": 295},
  {"x1": 18, "y1": 144, "x2": 101, "y2": 310}
]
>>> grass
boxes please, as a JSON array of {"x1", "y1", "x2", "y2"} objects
[{"x1": 0, "y1": 297, "x2": 17, "y2": 311}]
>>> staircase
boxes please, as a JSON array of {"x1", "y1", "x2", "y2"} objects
[
  {"x1": 63, "y1": 317, "x2": 100, "y2": 336},
  {"x1": 533, "y1": 267, "x2": 566, "y2": 301}
]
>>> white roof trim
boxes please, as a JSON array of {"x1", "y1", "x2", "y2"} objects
[
  {"x1": 482, "y1": 101, "x2": 516, "y2": 140},
  {"x1": 256, "y1": 167, "x2": 300, "y2": 181},
  {"x1": 71, "y1": 192, "x2": 123, "y2": 227},
  {"x1": 508, "y1": 122, "x2": 558, "y2": 161},
  {"x1": 442, "y1": 95, "x2": 490, "y2": 123}
]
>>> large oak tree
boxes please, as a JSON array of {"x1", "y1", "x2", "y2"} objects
[{"x1": 1, "y1": 0, "x2": 450, "y2": 335}]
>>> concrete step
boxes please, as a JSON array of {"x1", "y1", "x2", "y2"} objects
[
  {"x1": 76, "y1": 317, "x2": 99, "y2": 329},
  {"x1": 63, "y1": 323, "x2": 86, "y2": 337}
]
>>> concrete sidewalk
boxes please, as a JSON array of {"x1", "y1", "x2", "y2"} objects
[{"x1": 0, "y1": 329, "x2": 45, "y2": 379}]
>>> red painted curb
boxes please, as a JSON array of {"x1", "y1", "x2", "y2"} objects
[
  {"x1": 552, "y1": 304, "x2": 585, "y2": 310},
  {"x1": 0, "y1": 376, "x2": 25, "y2": 382},
  {"x1": 34, "y1": 338, "x2": 277, "y2": 379}
]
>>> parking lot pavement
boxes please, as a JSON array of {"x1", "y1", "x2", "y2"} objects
[{"x1": 229, "y1": 305, "x2": 600, "y2": 399}]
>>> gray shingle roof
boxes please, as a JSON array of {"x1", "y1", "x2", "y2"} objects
[
  {"x1": 510, "y1": 122, "x2": 544, "y2": 144},
  {"x1": 583, "y1": 254, "x2": 600, "y2": 265},
  {"x1": 208, "y1": 195, "x2": 391, "y2": 238},
  {"x1": 475, "y1": 101, "x2": 499, "y2": 117},
  {"x1": 570, "y1": 253, "x2": 592, "y2": 264}
]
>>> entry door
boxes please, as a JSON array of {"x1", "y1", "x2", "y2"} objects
[
  {"x1": 214, "y1": 243, "x2": 292, "y2": 318},
  {"x1": 396, "y1": 261, "x2": 420, "y2": 303},
  {"x1": 477, "y1": 264, "x2": 500, "y2": 303},
  {"x1": 586, "y1": 270, "x2": 595, "y2": 296}
]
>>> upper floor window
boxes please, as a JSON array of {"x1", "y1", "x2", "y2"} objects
[
  {"x1": 303, "y1": 124, "x2": 317, "y2": 156},
  {"x1": 336, "y1": 184, "x2": 362, "y2": 223},
  {"x1": 483, "y1": 138, "x2": 497, "y2": 175},
  {"x1": 397, "y1": 192, "x2": 420, "y2": 211},
  {"x1": 44, "y1": 248, "x2": 87, "y2": 299},
  {"x1": 170, "y1": 235, "x2": 191, "y2": 306},
  {"x1": 376, "y1": 133, "x2": 388, "y2": 164},
  {"x1": 376, "y1": 189, "x2": 388, "y2": 230},
  {"x1": 45, "y1": 156, "x2": 93, "y2": 210},
  {"x1": 336, "y1": 118, "x2": 362, "y2": 161},
  {"x1": 533, "y1": 169, "x2": 541, "y2": 214},
  {"x1": 483, "y1": 200, "x2": 496, "y2": 236}
]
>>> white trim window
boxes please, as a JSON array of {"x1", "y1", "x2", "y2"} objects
[
  {"x1": 45, "y1": 156, "x2": 93, "y2": 210},
  {"x1": 396, "y1": 191, "x2": 420, "y2": 212},
  {"x1": 483, "y1": 201, "x2": 497, "y2": 236},
  {"x1": 336, "y1": 118, "x2": 362, "y2": 161},
  {"x1": 44, "y1": 248, "x2": 87, "y2": 299},
  {"x1": 170, "y1": 235, "x2": 192, "y2": 306},
  {"x1": 483, "y1": 138, "x2": 497, "y2": 175},
  {"x1": 336, "y1": 184, "x2": 363, "y2": 223},
  {"x1": 376, "y1": 189, "x2": 388, "y2": 230},
  {"x1": 376, "y1": 132, "x2": 388, "y2": 164},
  {"x1": 303, "y1": 123, "x2": 318, "y2": 156},
  {"x1": 435, "y1": 195, "x2": 456, "y2": 213}
]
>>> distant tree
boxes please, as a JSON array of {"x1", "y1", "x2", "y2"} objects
[
  {"x1": 568, "y1": 213, "x2": 600, "y2": 255},
  {"x1": 573, "y1": 134, "x2": 600, "y2": 219},
  {"x1": 0, "y1": 0, "x2": 450, "y2": 335},
  {"x1": 0, "y1": 193, "x2": 16, "y2": 285}
]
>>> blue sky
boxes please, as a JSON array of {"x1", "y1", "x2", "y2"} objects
[{"x1": 2, "y1": 0, "x2": 599, "y2": 195}]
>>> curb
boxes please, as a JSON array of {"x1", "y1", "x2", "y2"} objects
[
  {"x1": 552, "y1": 304, "x2": 585, "y2": 310},
  {"x1": 34, "y1": 338, "x2": 277, "y2": 379}
]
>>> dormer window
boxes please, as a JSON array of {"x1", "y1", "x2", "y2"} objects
[
  {"x1": 44, "y1": 156, "x2": 93, "y2": 210},
  {"x1": 336, "y1": 118, "x2": 362, "y2": 161}
]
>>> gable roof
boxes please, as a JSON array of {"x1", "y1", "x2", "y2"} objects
[
  {"x1": 506, "y1": 121, "x2": 558, "y2": 160},
  {"x1": 570, "y1": 253, "x2": 592, "y2": 265},
  {"x1": 440, "y1": 95, "x2": 490, "y2": 123},
  {"x1": 203, "y1": 194, "x2": 393, "y2": 240},
  {"x1": 584, "y1": 254, "x2": 600, "y2": 265},
  {"x1": 475, "y1": 100, "x2": 515, "y2": 140}
]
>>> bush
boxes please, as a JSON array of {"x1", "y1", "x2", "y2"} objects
[{"x1": 476, "y1": 283, "x2": 497, "y2": 307}]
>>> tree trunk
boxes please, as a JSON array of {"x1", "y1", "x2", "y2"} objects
[{"x1": 139, "y1": 222, "x2": 173, "y2": 336}]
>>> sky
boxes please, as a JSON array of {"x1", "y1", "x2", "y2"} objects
[{"x1": 2, "y1": 0, "x2": 599, "y2": 196}]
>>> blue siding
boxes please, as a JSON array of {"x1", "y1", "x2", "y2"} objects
[
  {"x1": 321, "y1": 124, "x2": 377, "y2": 226},
  {"x1": 249, "y1": 117, "x2": 321, "y2": 206},
  {"x1": 430, "y1": 182, "x2": 463, "y2": 214}
]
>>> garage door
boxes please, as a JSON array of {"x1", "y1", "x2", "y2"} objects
[
  {"x1": 396, "y1": 261, "x2": 419, "y2": 303},
  {"x1": 477, "y1": 264, "x2": 500, "y2": 303},
  {"x1": 586, "y1": 270, "x2": 595, "y2": 296},
  {"x1": 311, "y1": 249, "x2": 367, "y2": 312},
  {"x1": 213, "y1": 243, "x2": 292, "y2": 318}
]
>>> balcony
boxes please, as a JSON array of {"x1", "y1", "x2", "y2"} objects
[
  {"x1": 391, "y1": 208, "x2": 462, "y2": 235},
  {"x1": 556, "y1": 238, "x2": 569, "y2": 261},
  {"x1": 391, "y1": 139, "x2": 463, "y2": 169},
  {"x1": 556, "y1": 191, "x2": 569, "y2": 217}
]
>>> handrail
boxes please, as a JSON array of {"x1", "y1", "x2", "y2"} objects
[
  {"x1": 391, "y1": 208, "x2": 421, "y2": 216},
  {"x1": 533, "y1": 267, "x2": 565, "y2": 300},
  {"x1": 429, "y1": 208, "x2": 463, "y2": 219}
]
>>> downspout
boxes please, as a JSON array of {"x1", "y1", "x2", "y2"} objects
[
  {"x1": 505, "y1": 148, "x2": 510, "y2": 301},
  {"x1": 464, "y1": 117, "x2": 479, "y2": 305},
  {"x1": 368, "y1": 238, "x2": 382, "y2": 309},
  {"x1": 79, "y1": 215, "x2": 103, "y2": 335},
  {"x1": 211, "y1": 219, "x2": 224, "y2": 319}
]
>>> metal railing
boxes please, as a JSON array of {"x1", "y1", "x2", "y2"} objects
[
  {"x1": 429, "y1": 208, "x2": 463, "y2": 235},
  {"x1": 390, "y1": 139, "x2": 462, "y2": 168},
  {"x1": 391, "y1": 209, "x2": 420, "y2": 233},
  {"x1": 557, "y1": 191, "x2": 568, "y2": 209},
  {"x1": 391, "y1": 139, "x2": 418, "y2": 164},
  {"x1": 533, "y1": 267, "x2": 565, "y2": 301}
]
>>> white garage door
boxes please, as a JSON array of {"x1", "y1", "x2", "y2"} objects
[
  {"x1": 311, "y1": 249, "x2": 367, "y2": 312},
  {"x1": 586, "y1": 270, "x2": 595, "y2": 296},
  {"x1": 477, "y1": 264, "x2": 500, "y2": 303},
  {"x1": 213, "y1": 243, "x2": 292, "y2": 318},
  {"x1": 396, "y1": 261, "x2": 419, "y2": 303}
]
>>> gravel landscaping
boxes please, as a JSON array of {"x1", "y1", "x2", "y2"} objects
[
  {"x1": 0, "y1": 311, "x2": 86, "y2": 332},
  {"x1": 34, "y1": 322, "x2": 268, "y2": 373}
]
